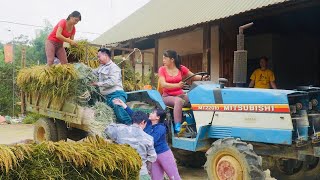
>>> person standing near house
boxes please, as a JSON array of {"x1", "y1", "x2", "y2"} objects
[
  {"x1": 91, "y1": 48, "x2": 132, "y2": 124},
  {"x1": 105, "y1": 111, "x2": 157, "y2": 180},
  {"x1": 46, "y1": 11, "x2": 81, "y2": 65},
  {"x1": 249, "y1": 56, "x2": 277, "y2": 89}
]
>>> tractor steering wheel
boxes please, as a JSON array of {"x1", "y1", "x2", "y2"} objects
[{"x1": 182, "y1": 72, "x2": 210, "y2": 90}]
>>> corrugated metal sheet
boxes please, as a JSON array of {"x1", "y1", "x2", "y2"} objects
[{"x1": 93, "y1": 0, "x2": 288, "y2": 44}]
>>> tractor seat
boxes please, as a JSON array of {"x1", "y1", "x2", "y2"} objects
[
  {"x1": 157, "y1": 80, "x2": 192, "y2": 111},
  {"x1": 167, "y1": 106, "x2": 192, "y2": 111}
]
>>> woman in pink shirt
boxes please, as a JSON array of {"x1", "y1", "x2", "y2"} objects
[
  {"x1": 158, "y1": 50, "x2": 209, "y2": 133},
  {"x1": 45, "y1": 11, "x2": 81, "y2": 65}
]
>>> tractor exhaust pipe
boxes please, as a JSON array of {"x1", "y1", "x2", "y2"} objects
[
  {"x1": 239, "y1": 22, "x2": 254, "y2": 34},
  {"x1": 233, "y1": 22, "x2": 253, "y2": 87}
]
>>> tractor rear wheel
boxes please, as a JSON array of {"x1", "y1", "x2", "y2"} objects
[
  {"x1": 205, "y1": 138, "x2": 265, "y2": 180},
  {"x1": 269, "y1": 158, "x2": 305, "y2": 180},
  {"x1": 33, "y1": 117, "x2": 58, "y2": 143}
]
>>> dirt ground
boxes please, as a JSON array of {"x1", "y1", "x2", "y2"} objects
[{"x1": 0, "y1": 124, "x2": 208, "y2": 180}]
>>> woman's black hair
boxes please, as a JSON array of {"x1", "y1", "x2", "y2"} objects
[
  {"x1": 67, "y1": 11, "x2": 81, "y2": 21},
  {"x1": 153, "y1": 108, "x2": 166, "y2": 123},
  {"x1": 163, "y1": 50, "x2": 181, "y2": 70}
]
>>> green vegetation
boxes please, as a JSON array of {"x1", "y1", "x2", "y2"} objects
[
  {"x1": 0, "y1": 21, "x2": 52, "y2": 116},
  {"x1": 22, "y1": 113, "x2": 43, "y2": 124}
]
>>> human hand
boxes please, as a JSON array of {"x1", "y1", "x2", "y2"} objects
[
  {"x1": 146, "y1": 161, "x2": 152, "y2": 175},
  {"x1": 203, "y1": 75, "x2": 211, "y2": 81},
  {"x1": 70, "y1": 40, "x2": 77, "y2": 46},
  {"x1": 177, "y1": 81, "x2": 184, "y2": 88},
  {"x1": 90, "y1": 82, "x2": 98, "y2": 86},
  {"x1": 112, "y1": 98, "x2": 127, "y2": 108}
]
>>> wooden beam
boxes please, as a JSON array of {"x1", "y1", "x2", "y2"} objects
[
  {"x1": 121, "y1": 51, "x2": 125, "y2": 84},
  {"x1": 202, "y1": 23, "x2": 211, "y2": 72},
  {"x1": 142, "y1": 53, "x2": 145, "y2": 83},
  {"x1": 89, "y1": 43, "x2": 154, "y2": 55},
  {"x1": 129, "y1": 41, "x2": 136, "y2": 90},
  {"x1": 154, "y1": 38, "x2": 159, "y2": 72},
  {"x1": 111, "y1": 48, "x2": 115, "y2": 59}
]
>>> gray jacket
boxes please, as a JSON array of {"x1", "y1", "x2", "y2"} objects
[
  {"x1": 105, "y1": 123, "x2": 157, "y2": 176},
  {"x1": 93, "y1": 61, "x2": 124, "y2": 95}
]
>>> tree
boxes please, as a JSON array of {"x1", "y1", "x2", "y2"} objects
[
  {"x1": 0, "y1": 20, "x2": 52, "y2": 116},
  {"x1": 0, "y1": 45, "x2": 17, "y2": 115},
  {"x1": 27, "y1": 20, "x2": 52, "y2": 65}
]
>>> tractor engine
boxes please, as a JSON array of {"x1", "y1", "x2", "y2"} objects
[
  {"x1": 288, "y1": 93, "x2": 310, "y2": 147},
  {"x1": 297, "y1": 86, "x2": 320, "y2": 143}
]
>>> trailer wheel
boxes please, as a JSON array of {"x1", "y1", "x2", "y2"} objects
[
  {"x1": 205, "y1": 138, "x2": 265, "y2": 180},
  {"x1": 67, "y1": 128, "x2": 88, "y2": 141},
  {"x1": 269, "y1": 158, "x2": 305, "y2": 180},
  {"x1": 55, "y1": 120, "x2": 68, "y2": 141},
  {"x1": 34, "y1": 118, "x2": 58, "y2": 143}
]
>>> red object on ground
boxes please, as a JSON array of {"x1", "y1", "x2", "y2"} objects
[{"x1": 0, "y1": 116, "x2": 6, "y2": 124}]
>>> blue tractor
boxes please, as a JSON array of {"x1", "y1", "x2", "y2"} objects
[
  {"x1": 126, "y1": 75, "x2": 320, "y2": 180},
  {"x1": 125, "y1": 23, "x2": 320, "y2": 180}
]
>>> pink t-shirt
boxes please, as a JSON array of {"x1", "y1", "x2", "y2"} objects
[
  {"x1": 48, "y1": 19, "x2": 76, "y2": 43},
  {"x1": 158, "y1": 65, "x2": 189, "y2": 96}
]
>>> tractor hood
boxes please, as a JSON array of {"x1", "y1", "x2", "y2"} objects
[{"x1": 188, "y1": 82, "x2": 307, "y2": 104}]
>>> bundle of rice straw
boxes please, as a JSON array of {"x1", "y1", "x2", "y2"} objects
[
  {"x1": 0, "y1": 136, "x2": 141, "y2": 179},
  {"x1": 16, "y1": 63, "x2": 98, "y2": 105},
  {"x1": 86, "y1": 102, "x2": 116, "y2": 137}
]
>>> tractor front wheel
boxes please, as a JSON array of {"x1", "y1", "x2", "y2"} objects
[{"x1": 205, "y1": 138, "x2": 265, "y2": 180}]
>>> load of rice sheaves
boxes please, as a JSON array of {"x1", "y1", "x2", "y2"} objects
[
  {"x1": 0, "y1": 136, "x2": 142, "y2": 179},
  {"x1": 16, "y1": 63, "x2": 98, "y2": 105},
  {"x1": 68, "y1": 40, "x2": 100, "y2": 68}
]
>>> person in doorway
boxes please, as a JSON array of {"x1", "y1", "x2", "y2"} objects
[
  {"x1": 105, "y1": 111, "x2": 157, "y2": 180},
  {"x1": 91, "y1": 48, "x2": 131, "y2": 124},
  {"x1": 46, "y1": 11, "x2": 81, "y2": 65},
  {"x1": 249, "y1": 56, "x2": 277, "y2": 89},
  {"x1": 113, "y1": 98, "x2": 182, "y2": 180},
  {"x1": 158, "y1": 50, "x2": 209, "y2": 134}
]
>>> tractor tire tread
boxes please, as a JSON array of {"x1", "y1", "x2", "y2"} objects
[
  {"x1": 206, "y1": 138, "x2": 265, "y2": 180},
  {"x1": 33, "y1": 117, "x2": 58, "y2": 143}
]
